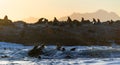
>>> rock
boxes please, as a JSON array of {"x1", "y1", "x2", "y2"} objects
[
  {"x1": 28, "y1": 44, "x2": 45, "y2": 58},
  {"x1": 56, "y1": 43, "x2": 62, "y2": 51},
  {"x1": 61, "y1": 48, "x2": 66, "y2": 51},
  {"x1": 70, "y1": 48, "x2": 76, "y2": 51},
  {"x1": 1, "y1": 55, "x2": 9, "y2": 58}
]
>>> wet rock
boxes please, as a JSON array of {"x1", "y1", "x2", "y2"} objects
[
  {"x1": 28, "y1": 44, "x2": 45, "y2": 58},
  {"x1": 70, "y1": 48, "x2": 76, "y2": 51}
]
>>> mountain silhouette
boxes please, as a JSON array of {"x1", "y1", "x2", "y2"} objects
[{"x1": 59, "y1": 9, "x2": 120, "y2": 21}]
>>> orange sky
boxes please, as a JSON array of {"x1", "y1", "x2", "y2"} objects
[{"x1": 0, "y1": 0, "x2": 120, "y2": 23}]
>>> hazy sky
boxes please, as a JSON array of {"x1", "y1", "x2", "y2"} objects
[{"x1": 0, "y1": 0, "x2": 120, "y2": 22}]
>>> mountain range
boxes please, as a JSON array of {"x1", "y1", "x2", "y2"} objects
[
  {"x1": 59, "y1": 9, "x2": 120, "y2": 21},
  {"x1": 23, "y1": 9, "x2": 120, "y2": 23}
]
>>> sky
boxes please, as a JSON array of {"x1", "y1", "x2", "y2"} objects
[{"x1": 0, "y1": 0, "x2": 120, "y2": 22}]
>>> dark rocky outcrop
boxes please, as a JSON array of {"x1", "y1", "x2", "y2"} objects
[
  {"x1": 70, "y1": 48, "x2": 76, "y2": 51},
  {"x1": 0, "y1": 16, "x2": 119, "y2": 46},
  {"x1": 28, "y1": 44, "x2": 45, "y2": 57}
]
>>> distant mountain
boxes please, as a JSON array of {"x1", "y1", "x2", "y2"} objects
[
  {"x1": 59, "y1": 9, "x2": 120, "y2": 21},
  {"x1": 23, "y1": 17, "x2": 38, "y2": 23}
]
